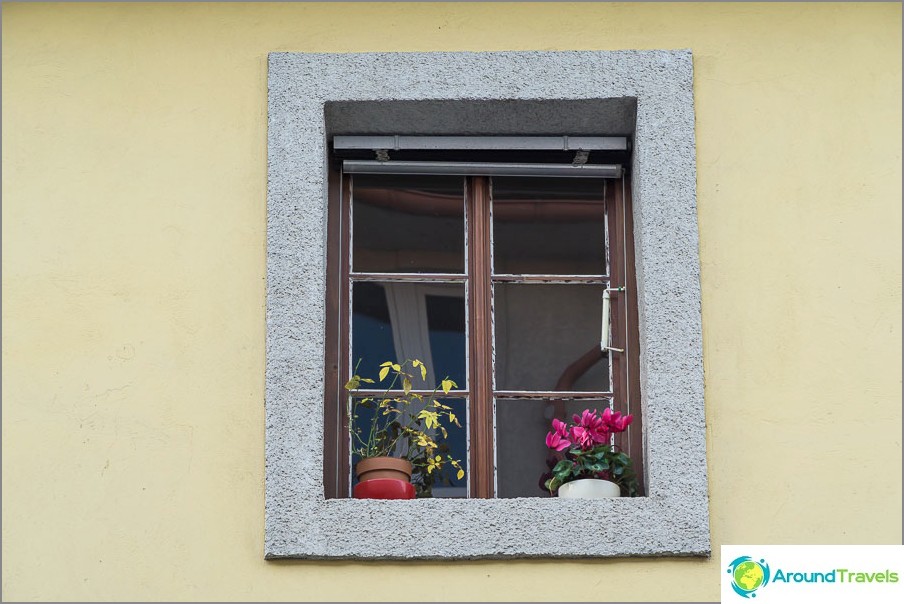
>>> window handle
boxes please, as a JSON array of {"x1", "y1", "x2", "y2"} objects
[{"x1": 601, "y1": 287, "x2": 625, "y2": 354}]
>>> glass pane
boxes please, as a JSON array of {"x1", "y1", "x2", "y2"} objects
[
  {"x1": 496, "y1": 398, "x2": 613, "y2": 498},
  {"x1": 352, "y1": 282, "x2": 466, "y2": 388},
  {"x1": 492, "y1": 176, "x2": 606, "y2": 275},
  {"x1": 352, "y1": 174, "x2": 464, "y2": 273},
  {"x1": 350, "y1": 397, "x2": 467, "y2": 499},
  {"x1": 494, "y1": 283, "x2": 609, "y2": 391}
]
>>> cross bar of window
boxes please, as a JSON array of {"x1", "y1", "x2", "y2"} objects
[
  {"x1": 494, "y1": 391, "x2": 614, "y2": 399},
  {"x1": 491, "y1": 274, "x2": 608, "y2": 284},
  {"x1": 350, "y1": 272, "x2": 467, "y2": 282}
]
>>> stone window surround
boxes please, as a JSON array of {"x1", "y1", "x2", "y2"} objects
[{"x1": 266, "y1": 50, "x2": 709, "y2": 559}]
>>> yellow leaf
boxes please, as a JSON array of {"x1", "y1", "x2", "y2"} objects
[
  {"x1": 402, "y1": 377, "x2": 412, "y2": 394},
  {"x1": 448, "y1": 412, "x2": 456, "y2": 425},
  {"x1": 420, "y1": 364, "x2": 427, "y2": 381},
  {"x1": 380, "y1": 361, "x2": 393, "y2": 367},
  {"x1": 391, "y1": 363, "x2": 401, "y2": 371},
  {"x1": 456, "y1": 469, "x2": 465, "y2": 480},
  {"x1": 378, "y1": 366, "x2": 390, "y2": 381},
  {"x1": 441, "y1": 379, "x2": 453, "y2": 394}
]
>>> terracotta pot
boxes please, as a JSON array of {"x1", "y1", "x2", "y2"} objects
[
  {"x1": 557, "y1": 478, "x2": 621, "y2": 499},
  {"x1": 355, "y1": 456, "x2": 413, "y2": 483}
]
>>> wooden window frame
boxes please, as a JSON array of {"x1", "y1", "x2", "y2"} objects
[{"x1": 324, "y1": 159, "x2": 643, "y2": 499}]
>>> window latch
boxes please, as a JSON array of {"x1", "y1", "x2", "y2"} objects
[{"x1": 601, "y1": 287, "x2": 625, "y2": 354}]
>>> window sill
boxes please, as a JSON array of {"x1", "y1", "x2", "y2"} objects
[{"x1": 265, "y1": 496, "x2": 708, "y2": 559}]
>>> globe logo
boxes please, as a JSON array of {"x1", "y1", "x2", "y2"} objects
[{"x1": 726, "y1": 556, "x2": 771, "y2": 598}]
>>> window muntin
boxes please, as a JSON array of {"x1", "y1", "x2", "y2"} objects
[{"x1": 327, "y1": 166, "x2": 642, "y2": 499}]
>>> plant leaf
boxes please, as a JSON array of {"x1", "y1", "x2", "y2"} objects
[
  {"x1": 402, "y1": 377, "x2": 412, "y2": 394},
  {"x1": 552, "y1": 460, "x2": 572, "y2": 474},
  {"x1": 378, "y1": 366, "x2": 390, "y2": 381},
  {"x1": 441, "y1": 379, "x2": 453, "y2": 394}
]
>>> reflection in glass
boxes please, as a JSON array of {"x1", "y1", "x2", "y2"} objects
[
  {"x1": 352, "y1": 282, "x2": 466, "y2": 389},
  {"x1": 350, "y1": 397, "x2": 468, "y2": 498},
  {"x1": 494, "y1": 284, "x2": 609, "y2": 392},
  {"x1": 496, "y1": 398, "x2": 613, "y2": 498},
  {"x1": 352, "y1": 174, "x2": 464, "y2": 273},
  {"x1": 492, "y1": 177, "x2": 606, "y2": 275}
]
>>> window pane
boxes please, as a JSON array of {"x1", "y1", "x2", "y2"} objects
[
  {"x1": 496, "y1": 398, "x2": 612, "y2": 498},
  {"x1": 492, "y1": 176, "x2": 606, "y2": 275},
  {"x1": 352, "y1": 174, "x2": 464, "y2": 273},
  {"x1": 494, "y1": 283, "x2": 609, "y2": 391},
  {"x1": 350, "y1": 397, "x2": 467, "y2": 499},
  {"x1": 352, "y1": 282, "x2": 466, "y2": 388}
]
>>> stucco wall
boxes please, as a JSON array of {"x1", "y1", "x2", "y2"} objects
[{"x1": 2, "y1": 1, "x2": 901, "y2": 600}]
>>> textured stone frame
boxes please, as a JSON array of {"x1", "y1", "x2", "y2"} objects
[{"x1": 266, "y1": 51, "x2": 709, "y2": 559}]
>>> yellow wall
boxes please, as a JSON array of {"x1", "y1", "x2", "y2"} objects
[{"x1": 2, "y1": 2, "x2": 901, "y2": 601}]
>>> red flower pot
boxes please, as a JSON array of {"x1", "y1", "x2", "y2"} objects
[{"x1": 353, "y1": 478, "x2": 415, "y2": 500}]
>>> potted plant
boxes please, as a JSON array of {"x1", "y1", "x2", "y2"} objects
[
  {"x1": 540, "y1": 408, "x2": 638, "y2": 499},
  {"x1": 344, "y1": 359, "x2": 464, "y2": 499}
]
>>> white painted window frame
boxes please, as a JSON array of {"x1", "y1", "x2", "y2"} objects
[{"x1": 266, "y1": 50, "x2": 710, "y2": 559}]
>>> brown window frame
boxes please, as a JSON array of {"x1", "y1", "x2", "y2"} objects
[{"x1": 323, "y1": 159, "x2": 643, "y2": 499}]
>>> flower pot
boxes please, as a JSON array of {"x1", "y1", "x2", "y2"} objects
[
  {"x1": 355, "y1": 456, "x2": 413, "y2": 483},
  {"x1": 353, "y1": 478, "x2": 416, "y2": 500},
  {"x1": 557, "y1": 478, "x2": 621, "y2": 499}
]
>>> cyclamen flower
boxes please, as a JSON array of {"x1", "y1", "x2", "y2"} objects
[
  {"x1": 573, "y1": 409, "x2": 603, "y2": 432},
  {"x1": 545, "y1": 430, "x2": 571, "y2": 451},
  {"x1": 601, "y1": 407, "x2": 633, "y2": 433},
  {"x1": 572, "y1": 409, "x2": 610, "y2": 445},
  {"x1": 545, "y1": 408, "x2": 633, "y2": 453},
  {"x1": 612, "y1": 414, "x2": 633, "y2": 432},
  {"x1": 569, "y1": 426, "x2": 597, "y2": 450}
]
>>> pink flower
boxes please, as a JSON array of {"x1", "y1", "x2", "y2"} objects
[
  {"x1": 574, "y1": 409, "x2": 603, "y2": 431},
  {"x1": 571, "y1": 409, "x2": 609, "y2": 445},
  {"x1": 546, "y1": 408, "x2": 631, "y2": 452},
  {"x1": 569, "y1": 426, "x2": 597, "y2": 450},
  {"x1": 600, "y1": 407, "x2": 633, "y2": 433},
  {"x1": 613, "y1": 414, "x2": 633, "y2": 432},
  {"x1": 545, "y1": 430, "x2": 571, "y2": 451}
]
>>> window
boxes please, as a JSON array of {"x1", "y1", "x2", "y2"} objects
[
  {"x1": 323, "y1": 137, "x2": 645, "y2": 499},
  {"x1": 266, "y1": 50, "x2": 709, "y2": 559}
]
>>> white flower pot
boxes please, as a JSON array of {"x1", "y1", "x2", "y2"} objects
[{"x1": 557, "y1": 478, "x2": 621, "y2": 499}]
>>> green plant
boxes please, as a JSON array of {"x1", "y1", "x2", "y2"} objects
[{"x1": 344, "y1": 359, "x2": 464, "y2": 497}]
